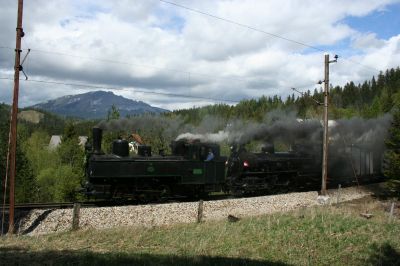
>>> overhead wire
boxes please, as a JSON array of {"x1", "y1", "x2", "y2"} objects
[
  {"x1": 1, "y1": 45, "x2": 251, "y2": 103},
  {"x1": 158, "y1": 0, "x2": 383, "y2": 74},
  {"x1": 159, "y1": 0, "x2": 324, "y2": 52},
  {"x1": 1, "y1": 46, "x2": 252, "y2": 84},
  {"x1": 340, "y1": 57, "x2": 381, "y2": 73},
  {"x1": 2, "y1": 3, "x2": 384, "y2": 76},
  {"x1": 0, "y1": 76, "x2": 240, "y2": 103},
  {"x1": 0, "y1": 76, "x2": 324, "y2": 104},
  {"x1": 1, "y1": 46, "x2": 304, "y2": 103}
]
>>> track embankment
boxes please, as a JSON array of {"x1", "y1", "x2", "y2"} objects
[{"x1": 17, "y1": 183, "x2": 383, "y2": 236}]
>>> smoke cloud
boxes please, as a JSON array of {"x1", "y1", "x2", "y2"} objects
[
  {"x1": 176, "y1": 131, "x2": 229, "y2": 143},
  {"x1": 97, "y1": 111, "x2": 392, "y2": 180},
  {"x1": 97, "y1": 111, "x2": 392, "y2": 154}
]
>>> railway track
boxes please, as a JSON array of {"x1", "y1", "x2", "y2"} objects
[
  {"x1": 0, "y1": 194, "x2": 230, "y2": 213},
  {"x1": 1, "y1": 201, "x2": 104, "y2": 211},
  {"x1": 0, "y1": 180, "x2": 382, "y2": 213}
]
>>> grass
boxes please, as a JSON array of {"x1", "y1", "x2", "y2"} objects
[{"x1": 1, "y1": 196, "x2": 399, "y2": 265}]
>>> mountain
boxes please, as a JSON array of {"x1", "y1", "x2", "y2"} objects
[{"x1": 30, "y1": 91, "x2": 169, "y2": 119}]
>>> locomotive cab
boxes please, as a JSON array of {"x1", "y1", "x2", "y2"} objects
[{"x1": 171, "y1": 140, "x2": 220, "y2": 161}]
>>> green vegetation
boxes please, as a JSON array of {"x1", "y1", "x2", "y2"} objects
[
  {"x1": 384, "y1": 107, "x2": 400, "y2": 196},
  {"x1": 0, "y1": 105, "x2": 90, "y2": 203},
  {"x1": 1, "y1": 198, "x2": 399, "y2": 265},
  {"x1": 0, "y1": 104, "x2": 35, "y2": 203}
]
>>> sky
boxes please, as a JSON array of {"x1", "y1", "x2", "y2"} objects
[{"x1": 1, "y1": 0, "x2": 400, "y2": 111}]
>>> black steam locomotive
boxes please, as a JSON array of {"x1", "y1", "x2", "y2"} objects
[
  {"x1": 226, "y1": 143, "x2": 322, "y2": 196},
  {"x1": 84, "y1": 127, "x2": 324, "y2": 200},
  {"x1": 85, "y1": 128, "x2": 226, "y2": 200}
]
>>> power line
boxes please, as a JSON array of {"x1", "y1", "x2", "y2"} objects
[
  {"x1": 159, "y1": 0, "x2": 382, "y2": 74},
  {"x1": 0, "y1": 76, "x2": 240, "y2": 103},
  {"x1": 340, "y1": 57, "x2": 381, "y2": 73},
  {"x1": 1, "y1": 2, "x2": 385, "y2": 75},
  {"x1": 1, "y1": 44, "x2": 382, "y2": 79},
  {"x1": 1, "y1": 75, "x2": 324, "y2": 104},
  {"x1": 0, "y1": 45, "x2": 383, "y2": 100},
  {"x1": 1, "y1": 46, "x2": 252, "y2": 84},
  {"x1": 159, "y1": 0, "x2": 324, "y2": 52}
]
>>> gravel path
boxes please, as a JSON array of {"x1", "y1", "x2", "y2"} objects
[{"x1": 17, "y1": 184, "x2": 377, "y2": 236}]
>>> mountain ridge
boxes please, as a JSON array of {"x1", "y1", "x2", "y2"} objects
[{"x1": 30, "y1": 90, "x2": 169, "y2": 119}]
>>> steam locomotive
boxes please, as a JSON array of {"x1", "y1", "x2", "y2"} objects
[
  {"x1": 85, "y1": 127, "x2": 226, "y2": 200},
  {"x1": 226, "y1": 143, "x2": 322, "y2": 196},
  {"x1": 84, "y1": 127, "x2": 325, "y2": 200}
]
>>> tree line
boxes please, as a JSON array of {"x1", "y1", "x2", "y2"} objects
[{"x1": 170, "y1": 67, "x2": 400, "y2": 123}]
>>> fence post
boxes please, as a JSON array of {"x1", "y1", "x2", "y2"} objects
[
  {"x1": 197, "y1": 200, "x2": 204, "y2": 223},
  {"x1": 336, "y1": 184, "x2": 341, "y2": 206},
  {"x1": 72, "y1": 203, "x2": 81, "y2": 231}
]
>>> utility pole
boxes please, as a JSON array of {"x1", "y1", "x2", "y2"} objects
[
  {"x1": 321, "y1": 53, "x2": 337, "y2": 196},
  {"x1": 8, "y1": 0, "x2": 24, "y2": 234}
]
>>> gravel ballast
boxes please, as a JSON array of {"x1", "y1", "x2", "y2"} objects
[{"x1": 17, "y1": 184, "x2": 377, "y2": 236}]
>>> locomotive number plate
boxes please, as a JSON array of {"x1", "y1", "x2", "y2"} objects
[{"x1": 193, "y1": 168, "x2": 203, "y2": 175}]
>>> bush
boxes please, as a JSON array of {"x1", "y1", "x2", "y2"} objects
[{"x1": 36, "y1": 165, "x2": 83, "y2": 202}]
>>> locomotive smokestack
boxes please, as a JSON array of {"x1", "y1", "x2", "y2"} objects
[{"x1": 93, "y1": 127, "x2": 103, "y2": 154}]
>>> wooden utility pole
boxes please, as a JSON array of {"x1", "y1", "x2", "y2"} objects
[
  {"x1": 321, "y1": 54, "x2": 329, "y2": 195},
  {"x1": 321, "y1": 53, "x2": 337, "y2": 196},
  {"x1": 8, "y1": 0, "x2": 24, "y2": 234}
]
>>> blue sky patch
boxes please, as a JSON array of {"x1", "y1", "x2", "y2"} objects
[
  {"x1": 153, "y1": 5, "x2": 185, "y2": 33},
  {"x1": 162, "y1": 15, "x2": 185, "y2": 32},
  {"x1": 343, "y1": 3, "x2": 400, "y2": 40}
]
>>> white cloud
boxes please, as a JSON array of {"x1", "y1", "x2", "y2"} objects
[
  {"x1": 0, "y1": 0, "x2": 399, "y2": 110},
  {"x1": 352, "y1": 33, "x2": 385, "y2": 50},
  {"x1": 361, "y1": 35, "x2": 400, "y2": 70}
]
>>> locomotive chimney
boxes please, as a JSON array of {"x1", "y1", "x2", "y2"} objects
[{"x1": 92, "y1": 127, "x2": 103, "y2": 154}]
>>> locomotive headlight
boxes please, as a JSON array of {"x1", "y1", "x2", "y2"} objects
[{"x1": 243, "y1": 161, "x2": 249, "y2": 167}]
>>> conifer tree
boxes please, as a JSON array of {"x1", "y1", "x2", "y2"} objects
[{"x1": 383, "y1": 108, "x2": 400, "y2": 195}]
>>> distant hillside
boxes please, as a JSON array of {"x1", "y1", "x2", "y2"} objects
[{"x1": 30, "y1": 91, "x2": 169, "y2": 119}]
